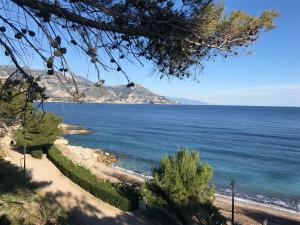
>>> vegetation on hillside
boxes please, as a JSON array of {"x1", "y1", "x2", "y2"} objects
[
  {"x1": 141, "y1": 149, "x2": 226, "y2": 225},
  {"x1": 1, "y1": 80, "x2": 61, "y2": 158}
]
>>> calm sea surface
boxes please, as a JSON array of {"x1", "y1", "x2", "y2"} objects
[{"x1": 43, "y1": 103, "x2": 300, "y2": 211}]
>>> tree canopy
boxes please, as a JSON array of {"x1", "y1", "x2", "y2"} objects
[
  {"x1": 0, "y1": 0, "x2": 278, "y2": 105},
  {"x1": 0, "y1": 80, "x2": 39, "y2": 125},
  {"x1": 141, "y1": 149, "x2": 225, "y2": 225},
  {"x1": 13, "y1": 111, "x2": 62, "y2": 149}
]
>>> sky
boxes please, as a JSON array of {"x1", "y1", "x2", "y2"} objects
[{"x1": 1, "y1": 0, "x2": 300, "y2": 106}]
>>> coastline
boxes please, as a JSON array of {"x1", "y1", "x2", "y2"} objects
[
  {"x1": 216, "y1": 194, "x2": 300, "y2": 215},
  {"x1": 114, "y1": 165, "x2": 300, "y2": 215},
  {"x1": 215, "y1": 195, "x2": 300, "y2": 225},
  {"x1": 1, "y1": 123, "x2": 299, "y2": 224},
  {"x1": 54, "y1": 131, "x2": 300, "y2": 224},
  {"x1": 54, "y1": 137, "x2": 145, "y2": 185},
  {"x1": 58, "y1": 129, "x2": 300, "y2": 214}
]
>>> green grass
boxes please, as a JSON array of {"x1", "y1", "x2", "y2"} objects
[{"x1": 47, "y1": 146, "x2": 139, "y2": 211}]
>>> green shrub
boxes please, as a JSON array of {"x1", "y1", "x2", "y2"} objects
[
  {"x1": 194, "y1": 203, "x2": 227, "y2": 225},
  {"x1": 31, "y1": 149, "x2": 43, "y2": 159},
  {"x1": 141, "y1": 149, "x2": 215, "y2": 207},
  {"x1": 141, "y1": 149, "x2": 226, "y2": 225},
  {"x1": 13, "y1": 112, "x2": 62, "y2": 148},
  {"x1": 47, "y1": 146, "x2": 138, "y2": 211}
]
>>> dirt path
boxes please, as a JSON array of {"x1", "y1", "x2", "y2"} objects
[{"x1": 1, "y1": 133, "x2": 149, "y2": 225}]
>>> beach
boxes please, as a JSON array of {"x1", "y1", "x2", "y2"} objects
[{"x1": 53, "y1": 132, "x2": 300, "y2": 225}]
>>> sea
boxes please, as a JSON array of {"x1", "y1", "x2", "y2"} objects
[{"x1": 42, "y1": 103, "x2": 300, "y2": 212}]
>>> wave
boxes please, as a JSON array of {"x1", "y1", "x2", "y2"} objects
[
  {"x1": 217, "y1": 189, "x2": 300, "y2": 214},
  {"x1": 112, "y1": 165, "x2": 153, "y2": 179},
  {"x1": 215, "y1": 193, "x2": 300, "y2": 215}
]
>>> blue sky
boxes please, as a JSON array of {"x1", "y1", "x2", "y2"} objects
[
  {"x1": 1, "y1": 0, "x2": 300, "y2": 106},
  {"x1": 119, "y1": 0, "x2": 299, "y2": 107}
]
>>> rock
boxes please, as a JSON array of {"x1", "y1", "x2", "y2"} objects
[
  {"x1": 60, "y1": 123, "x2": 92, "y2": 135},
  {"x1": 54, "y1": 138, "x2": 68, "y2": 145},
  {"x1": 48, "y1": 218, "x2": 57, "y2": 224},
  {"x1": 4, "y1": 156, "x2": 12, "y2": 161}
]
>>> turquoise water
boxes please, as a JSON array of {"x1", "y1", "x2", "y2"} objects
[{"x1": 43, "y1": 103, "x2": 300, "y2": 211}]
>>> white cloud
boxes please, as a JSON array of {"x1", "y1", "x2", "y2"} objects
[{"x1": 200, "y1": 83, "x2": 300, "y2": 107}]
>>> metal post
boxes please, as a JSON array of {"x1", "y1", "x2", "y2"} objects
[
  {"x1": 231, "y1": 179, "x2": 236, "y2": 225},
  {"x1": 263, "y1": 219, "x2": 268, "y2": 225},
  {"x1": 23, "y1": 145, "x2": 26, "y2": 178}
]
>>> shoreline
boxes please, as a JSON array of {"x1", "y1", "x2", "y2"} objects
[
  {"x1": 215, "y1": 194, "x2": 300, "y2": 215},
  {"x1": 2, "y1": 126, "x2": 299, "y2": 224},
  {"x1": 111, "y1": 166, "x2": 300, "y2": 224},
  {"x1": 54, "y1": 135, "x2": 300, "y2": 224},
  {"x1": 114, "y1": 165, "x2": 300, "y2": 215},
  {"x1": 58, "y1": 132, "x2": 300, "y2": 215}
]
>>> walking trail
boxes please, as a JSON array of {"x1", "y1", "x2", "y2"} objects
[{"x1": 1, "y1": 132, "x2": 150, "y2": 225}]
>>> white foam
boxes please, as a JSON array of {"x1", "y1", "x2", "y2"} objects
[
  {"x1": 215, "y1": 193, "x2": 300, "y2": 215},
  {"x1": 112, "y1": 165, "x2": 153, "y2": 179}
]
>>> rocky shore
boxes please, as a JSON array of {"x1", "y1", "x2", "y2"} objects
[
  {"x1": 60, "y1": 123, "x2": 92, "y2": 135},
  {"x1": 54, "y1": 137, "x2": 144, "y2": 185},
  {"x1": 54, "y1": 138, "x2": 118, "y2": 166}
]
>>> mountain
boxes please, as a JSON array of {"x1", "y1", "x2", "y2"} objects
[
  {"x1": 0, "y1": 65, "x2": 176, "y2": 104},
  {"x1": 167, "y1": 97, "x2": 207, "y2": 105}
]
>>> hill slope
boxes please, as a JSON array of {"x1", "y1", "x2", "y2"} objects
[
  {"x1": 167, "y1": 97, "x2": 207, "y2": 105},
  {"x1": 0, "y1": 65, "x2": 175, "y2": 104}
]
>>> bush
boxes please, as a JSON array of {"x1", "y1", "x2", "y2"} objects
[
  {"x1": 141, "y1": 149, "x2": 226, "y2": 225},
  {"x1": 47, "y1": 146, "x2": 138, "y2": 211},
  {"x1": 141, "y1": 148, "x2": 215, "y2": 207},
  {"x1": 194, "y1": 203, "x2": 227, "y2": 225},
  {"x1": 30, "y1": 150, "x2": 43, "y2": 159},
  {"x1": 13, "y1": 112, "x2": 62, "y2": 148}
]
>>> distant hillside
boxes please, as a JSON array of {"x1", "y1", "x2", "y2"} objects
[
  {"x1": 0, "y1": 65, "x2": 176, "y2": 104},
  {"x1": 167, "y1": 97, "x2": 207, "y2": 105}
]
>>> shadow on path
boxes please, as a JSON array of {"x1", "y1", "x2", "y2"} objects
[
  {"x1": 44, "y1": 191, "x2": 150, "y2": 225},
  {"x1": 242, "y1": 209, "x2": 300, "y2": 225},
  {"x1": 0, "y1": 159, "x2": 51, "y2": 194}
]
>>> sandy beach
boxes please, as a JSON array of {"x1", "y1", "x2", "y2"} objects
[
  {"x1": 215, "y1": 195, "x2": 300, "y2": 225},
  {"x1": 54, "y1": 131, "x2": 300, "y2": 225}
]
